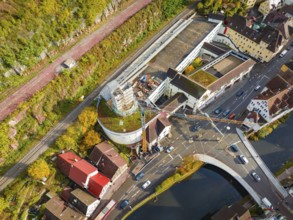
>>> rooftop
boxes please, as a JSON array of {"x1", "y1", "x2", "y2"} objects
[
  {"x1": 228, "y1": 14, "x2": 283, "y2": 52},
  {"x1": 90, "y1": 141, "x2": 127, "y2": 168},
  {"x1": 189, "y1": 70, "x2": 218, "y2": 87},
  {"x1": 146, "y1": 112, "x2": 171, "y2": 143},
  {"x1": 44, "y1": 196, "x2": 86, "y2": 220},
  {"x1": 70, "y1": 188, "x2": 98, "y2": 206},
  {"x1": 167, "y1": 68, "x2": 207, "y2": 99},
  {"x1": 207, "y1": 55, "x2": 244, "y2": 76},
  {"x1": 98, "y1": 98, "x2": 156, "y2": 133}
]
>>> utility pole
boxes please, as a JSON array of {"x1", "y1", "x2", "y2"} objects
[{"x1": 197, "y1": 108, "x2": 224, "y2": 142}]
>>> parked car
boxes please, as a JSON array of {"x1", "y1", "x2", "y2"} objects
[
  {"x1": 230, "y1": 144, "x2": 239, "y2": 152},
  {"x1": 166, "y1": 146, "x2": 175, "y2": 153},
  {"x1": 236, "y1": 91, "x2": 244, "y2": 97},
  {"x1": 214, "y1": 107, "x2": 223, "y2": 115},
  {"x1": 135, "y1": 172, "x2": 145, "y2": 181},
  {"x1": 228, "y1": 113, "x2": 236, "y2": 120},
  {"x1": 142, "y1": 180, "x2": 151, "y2": 189},
  {"x1": 239, "y1": 155, "x2": 249, "y2": 164},
  {"x1": 251, "y1": 171, "x2": 261, "y2": 182},
  {"x1": 191, "y1": 125, "x2": 200, "y2": 132},
  {"x1": 222, "y1": 109, "x2": 231, "y2": 117},
  {"x1": 254, "y1": 85, "x2": 261, "y2": 91},
  {"x1": 120, "y1": 199, "x2": 129, "y2": 209}
]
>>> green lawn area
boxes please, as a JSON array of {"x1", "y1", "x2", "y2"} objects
[
  {"x1": 98, "y1": 99, "x2": 156, "y2": 132},
  {"x1": 189, "y1": 70, "x2": 217, "y2": 87}
]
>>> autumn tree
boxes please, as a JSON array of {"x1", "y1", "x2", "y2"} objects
[
  {"x1": 28, "y1": 159, "x2": 50, "y2": 180},
  {"x1": 0, "y1": 197, "x2": 7, "y2": 214},
  {"x1": 78, "y1": 106, "x2": 98, "y2": 128},
  {"x1": 83, "y1": 130, "x2": 101, "y2": 147},
  {"x1": 184, "y1": 65, "x2": 195, "y2": 75},
  {"x1": 55, "y1": 134, "x2": 77, "y2": 150}
]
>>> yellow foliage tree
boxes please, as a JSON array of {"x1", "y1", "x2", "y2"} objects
[
  {"x1": 83, "y1": 130, "x2": 102, "y2": 147},
  {"x1": 78, "y1": 106, "x2": 98, "y2": 128},
  {"x1": 28, "y1": 159, "x2": 50, "y2": 180},
  {"x1": 185, "y1": 65, "x2": 195, "y2": 75}
]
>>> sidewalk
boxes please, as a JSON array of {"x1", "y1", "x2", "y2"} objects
[{"x1": 236, "y1": 128, "x2": 288, "y2": 199}]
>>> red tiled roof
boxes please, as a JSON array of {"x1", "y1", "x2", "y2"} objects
[
  {"x1": 57, "y1": 152, "x2": 82, "y2": 176},
  {"x1": 87, "y1": 173, "x2": 110, "y2": 198},
  {"x1": 68, "y1": 160, "x2": 97, "y2": 188}
]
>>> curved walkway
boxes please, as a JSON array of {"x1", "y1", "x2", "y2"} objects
[
  {"x1": 0, "y1": 0, "x2": 152, "y2": 121},
  {"x1": 195, "y1": 154, "x2": 262, "y2": 205}
]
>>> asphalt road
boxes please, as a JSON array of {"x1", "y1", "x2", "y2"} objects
[
  {"x1": 0, "y1": 6, "x2": 196, "y2": 192},
  {"x1": 106, "y1": 48, "x2": 293, "y2": 219}
]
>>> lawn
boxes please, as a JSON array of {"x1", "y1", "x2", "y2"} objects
[
  {"x1": 98, "y1": 99, "x2": 156, "y2": 132},
  {"x1": 189, "y1": 70, "x2": 217, "y2": 87}
]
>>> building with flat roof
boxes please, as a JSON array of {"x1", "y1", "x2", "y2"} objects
[{"x1": 89, "y1": 141, "x2": 128, "y2": 182}]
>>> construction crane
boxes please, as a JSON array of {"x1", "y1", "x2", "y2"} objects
[{"x1": 137, "y1": 101, "x2": 147, "y2": 153}]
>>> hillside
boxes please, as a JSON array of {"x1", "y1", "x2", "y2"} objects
[{"x1": 0, "y1": 0, "x2": 124, "y2": 93}]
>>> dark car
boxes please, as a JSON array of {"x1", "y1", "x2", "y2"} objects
[
  {"x1": 191, "y1": 125, "x2": 200, "y2": 132},
  {"x1": 236, "y1": 91, "x2": 244, "y2": 97},
  {"x1": 214, "y1": 107, "x2": 223, "y2": 115},
  {"x1": 135, "y1": 172, "x2": 145, "y2": 181},
  {"x1": 120, "y1": 199, "x2": 129, "y2": 209},
  {"x1": 222, "y1": 109, "x2": 231, "y2": 117},
  {"x1": 230, "y1": 144, "x2": 239, "y2": 152}
]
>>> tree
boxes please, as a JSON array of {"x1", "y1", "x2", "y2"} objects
[
  {"x1": 197, "y1": 2, "x2": 204, "y2": 11},
  {"x1": 55, "y1": 134, "x2": 77, "y2": 150},
  {"x1": 28, "y1": 159, "x2": 50, "y2": 180},
  {"x1": 83, "y1": 130, "x2": 101, "y2": 147},
  {"x1": 78, "y1": 106, "x2": 98, "y2": 128},
  {"x1": 0, "y1": 197, "x2": 7, "y2": 214},
  {"x1": 184, "y1": 65, "x2": 195, "y2": 75}
]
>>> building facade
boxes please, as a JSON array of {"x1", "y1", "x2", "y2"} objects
[{"x1": 223, "y1": 14, "x2": 283, "y2": 62}]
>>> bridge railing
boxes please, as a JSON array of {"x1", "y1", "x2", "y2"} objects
[{"x1": 236, "y1": 128, "x2": 289, "y2": 199}]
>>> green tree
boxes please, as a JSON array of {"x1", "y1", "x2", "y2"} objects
[
  {"x1": 83, "y1": 130, "x2": 101, "y2": 147},
  {"x1": 197, "y1": 2, "x2": 204, "y2": 10},
  {"x1": 78, "y1": 106, "x2": 98, "y2": 128},
  {"x1": 28, "y1": 159, "x2": 50, "y2": 180},
  {"x1": 0, "y1": 197, "x2": 7, "y2": 214},
  {"x1": 55, "y1": 134, "x2": 77, "y2": 150}
]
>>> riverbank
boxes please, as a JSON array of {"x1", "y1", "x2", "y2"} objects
[{"x1": 122, "y1": 155, "x2": 203, "y2": 220}]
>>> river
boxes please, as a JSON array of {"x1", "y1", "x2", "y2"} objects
[{"x1": 128, "y1": 115, "x2": 293, "y2": 220}]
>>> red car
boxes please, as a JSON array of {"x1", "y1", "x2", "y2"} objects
[{"x1": 228, "y1": 113, "x2": 236, "y2": 119}]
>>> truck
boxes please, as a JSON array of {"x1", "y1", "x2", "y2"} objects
[
  {"x1": 279, "y1": 49, "x2": 288, "y2": 58},
  {"x1": 131, "y1": 161, "x2": 145, "y2": 176},
  {"x1": 261, "y1": 197, "x2": 273, "y2": 209}
]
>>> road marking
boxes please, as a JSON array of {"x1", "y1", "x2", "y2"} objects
[
  {"x1": 177, "y1": 154, "x2": 183, "y2": 160},
  {"x1": 168, "y1": 154, "x2": 173, "y2": 159}
]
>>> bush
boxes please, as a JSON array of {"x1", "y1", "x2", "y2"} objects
[{"x1": 28, "y1": 159, "x2": 50, "y2": 180}]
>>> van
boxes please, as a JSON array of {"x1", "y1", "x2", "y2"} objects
[
  {"x1": 239, "y1": 155, "x2": 249, "y2": 164},
  {"x1": 262, "y1": 197, "x2": 273, "y2": 209}
]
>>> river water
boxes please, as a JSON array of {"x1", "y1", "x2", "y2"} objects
[{"x1": 128, "y1": 115, "x2": 293, "y2": 220}]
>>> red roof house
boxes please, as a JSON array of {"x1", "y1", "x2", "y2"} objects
[
  {"x1": 88, "y1": 173, "x2": 110, "y2": 199},
  {"x1": 68, "y1": 159, "x2": 98, "y2": 189},
  {"x1": 57, "y1": 152, "x2": 82, "y2": 176}
]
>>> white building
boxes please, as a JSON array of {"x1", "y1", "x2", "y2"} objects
[
  {"x1": 245, "y1": 62, "x2": 293, "y2": 131},
  {"x1": 111, "y1": 83, "x2": 137, "y2": 116}
]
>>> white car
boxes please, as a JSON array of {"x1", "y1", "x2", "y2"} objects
[
  {"x1": 251, "y1": 172, "x2": 261, "y2": 182},
  {"x1": 254, "y1": 85, "x2": 261, "y2": 91},
  {"x1": 142, "y1": 180, "x2": 151, "y2": 189},
  {"x1": 166, "y1": 146, "x2": 174, "y2": 153}
]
